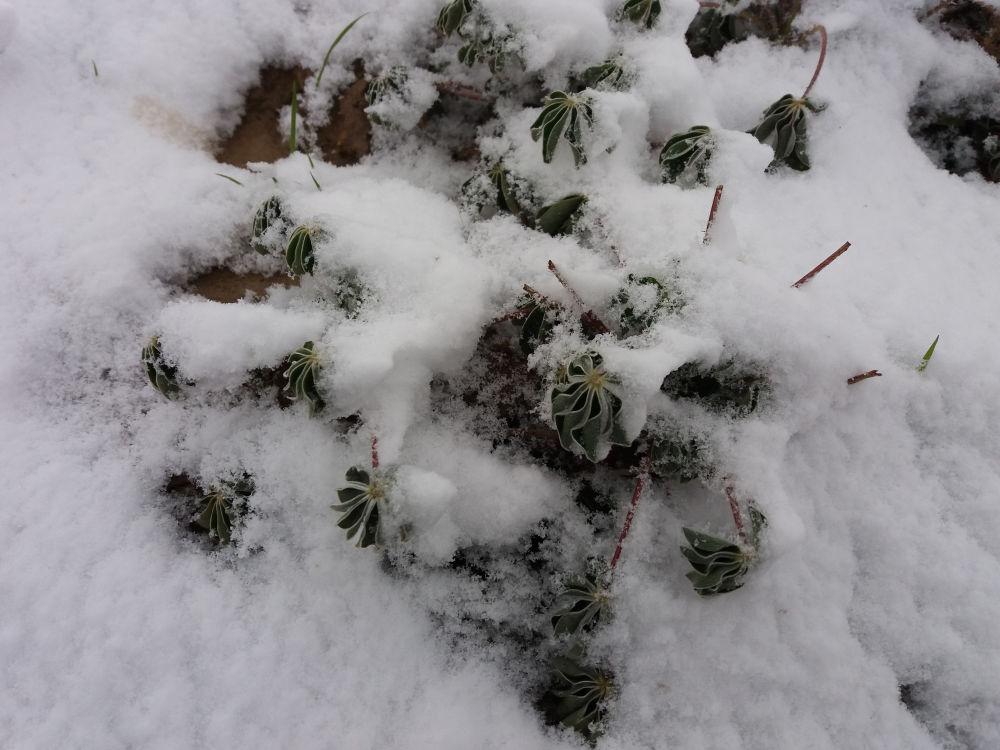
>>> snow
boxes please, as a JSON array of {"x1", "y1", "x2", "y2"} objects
[{"x1": 2, "y1": 0, "x2": 1000, "y2": 748}]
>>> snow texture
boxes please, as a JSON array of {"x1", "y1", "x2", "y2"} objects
[{"x1": 2, "y1": 0, "x2": 1000, "y2": 748}]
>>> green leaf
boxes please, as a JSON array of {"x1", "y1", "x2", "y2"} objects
[
  {"x1": 436, "y1": 0, "x2": 474, "y2": 36},
  {"x1": 530, "y1": 91, "x2": 593, "y2": 167},
  {"x1": 685, "y1": 5, "x2": 747, "y2": 58},
  {"x1": 660, "y1": 360, "x2": 765, "y2": 416},
  {"x1": 518, "y1": 296, "x2": 556, "y2": 355},
  {"x1": 551, "y1": 573, "x2": 611, "y2": 637},
  {"x1": 650, "y1": 433, "x2": 706, "y2": 483},
  {"x1": 251, "y1": 196, "x2": 285, "y2": 254},
  {"x1": 579, "y1": 57, "x2": 631, "y2": 92},
  {"x1": 457, "y1": 31, "x2": 512, "y2": 75},
  {"x1": 659, "y1": 125, "x2": 714, "y2": 186},
  {"x1": 917, "y1": 334, "x2": 939, "y2": 372},
  {"x1": 535, "y1": 193, "x2": 587, "y2": 236},
  {"x1": 680, "y1": 527, "x2": 755, "y2": 596},
  {"x1": 215, "y1": 172, "x2": 243, "y2": 186},
  {"x1": 610, "y1": 274, "x2": 679, "y2": 337},
  {"x1": 285, "y1": 225, "x2": 317, "y2": 276},
  {"x1": 551, "y1": 352, "x2": 631, "y2": 463},
  {"x1": 545, "y1": 656, "x2": 615, "y2": 738},
  {"x1": 619, "y1": 0, "x2": 661, "y2": 29},
  {"x1": 283, "y1": 340, "x2": 325, "y2": 415},
  {"x1": 195, "y1": 475, "x2": 254, "y2": 545},
  {"x1": 489, "y1": 161, "x2": 522, "y2": 218},
  {"x1": 332, "y1": 467, "x2": 390, "y2": 548},
  {"x1": 141, "y1": 335, "x2": 181, "y2": 399},
  {"x1": 315, "y1": 12, "x2": 368, "y2": 89},
  {"x1": 748, "y1": 94, "x2": 824, "y2": 172}
]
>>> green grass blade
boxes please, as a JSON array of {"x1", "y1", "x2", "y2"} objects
[
  {"x1": 315, "y1": 12, "x2": 369, "y2": 89},
  {"x1": 310, "y1": 171, "x2": 322, "y2": 191},
  {"x1": 215, "y1": 172, "x2": 244, "y2": 186},
  {"x1": 917, "y1": 334, "x2": 939, "y2": 372},
  {"x1": 289, "y1": 81, "x2": 298, "y2": 155}
]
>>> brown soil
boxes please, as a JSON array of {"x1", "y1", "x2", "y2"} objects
[
  {"x1": 316, "y1": 61, "x2": 373, "y2": 166},
  {"x1": 935, "y1": 0, "x2": 1000, "y2": 63},
  {"x1": 216, "y1": 62, "x2": 371, "y2": 168},
  {"x1": 188, "y1": 268, "x2": 299, "y2": 303},
  {"x1": 741, "y1": 0, "x2": 804, "y2": 44}
]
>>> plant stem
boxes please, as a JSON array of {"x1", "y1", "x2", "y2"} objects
[
  {"x1": 699, "y1": 1, "x2": 721, "y2": 7},
  {"x1": 546, "y1": 260, "x2": 611, "y2": 334},
  {"x1": 703, "y1": 184, "x2": 724, "y2": 245},
  {"x1": 610, "y1": 452, "x2": 653, "y2": 571},
  {"x1": 436, "y1": 81, "x2": 493, "y2": 102},
  {"x1": 791, "y1": 241, "x2": 851, "y2": 288},
  {"x1": 522, "y1": 283, "x2": 558, "y2": 308},
  {"x1": 370, "y1": 435, "x2": 380, "y2": 470},
  {"x1": 847, "y1": 369, "x2": 882, "y2": 385},
  {"x1": 725, "y1": 485, "x2": 749, "y2": 546},
  {"x1": 801, "y1": 25, "x2": 828, "y2": 99}
]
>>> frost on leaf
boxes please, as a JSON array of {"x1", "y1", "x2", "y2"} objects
[
  {"x1": 141, "y1": 335, "x2": 181, "y2": 399},
  {"x1": 619, "y1": 0, "x2": 661, "y2": 29},
  {"x1": 283, "y1": 340, "x2": 325, "y2": 415},
  {"x1": 530, "y1": 91, "x2": 593, "y2": 167},
  {"x1": 659, "y1": 125, "x2": 714, "y2": 186},
  {"x1": 551, "y1": 352, "x2": 631, "y2": 463},
  {"x1": 535, "y1": 193, "x2": 587, "y2": 236},
  {"x1": 542, "y1": 655, "x2": 615, "y2": 739},
  {"x1": 285, "y1": 225, "x2": 317, "y2": 276},
  {"x1": 551, "y1": 572, "x2": 611, "y2": 637},
  {"x1": 332, "y1": 467, "x2": 390, "y2": 548},
  {"x1": 749, "y1": 94, "x2": 825, "y2": 172}
]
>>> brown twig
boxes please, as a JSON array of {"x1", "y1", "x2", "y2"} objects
[
  {"x1": 791, "y1": 241, "x2": 851, "y2": 288},
  {"x1": 522, "y1": 284, "x2": 558, "y2": 309},
  {"x1": 546, "y1": 260, "x2": 611, "y2": 335},
  {"x1": 610, "y1": 452, "x2": 653, "y2": 571},
  {"x1": 847, "y1": 369, "x2": 882, "y2": 385},
  {"x1": 703, "y1": 184, "x2": 724, "y2": 245},
  {"x1": 436, "y1": 81, "x2": 492, "y2": 102},
  {"x1": 801, "y1": 25, "x2": 828, "y2": 99},
  {"x1": 370, "y1": 435, "x2": 380, "y2": 470},
  {"x1": 725, "y1": 485, "x2": 749, "y2": 546}
]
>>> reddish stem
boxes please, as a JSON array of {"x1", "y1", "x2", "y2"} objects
[
  {"x1": 547, "y1": 260, "x2": 611, "y2": 335},
  {"x1": 436, "y1": 81, "x2": 492, "y2": 102},
  {"x1": 801, "y1": 25, "x2": 828, "y2": 100},
  {"x1": 847, "y1": 369, "x2": 882, "y2": 385},
  {"x1": 703, "y1": 185, "x2": 724, "y2": 245},
  {"x1": 370, "y1": 435, "x2": 380, "y2": 470},
  {"x1": 792, "y1": 241, "x2": 852, "y2": 288},
  {"x1": 725, "y1": 485, "x2": 750, "y2": 546},
  {"x1": 610, "y1": 452, "x2": 653, "y2": 571}
]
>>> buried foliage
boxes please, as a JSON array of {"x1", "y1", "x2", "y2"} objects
[
  {"x1": 542, "y1": 655, "x2": 616, "y2": 738},
  {"x1": 251, "y1": 195, "x2": 286, "y2": 254},
  {"x1": 283, "y1": 340, "x2": 325, "y2": 414},
  {"x1": 661, "y1": 360, "x2": 766, "y2": 415},
  {"x1": 142, "y1": 335, "x2": 181, "y2": 399},
  {"x1": 285, "y1": 225, "x2": 318, "y2": 276},
  {"x1": 610, "y1": 274, "x2": 679, "y2": 338},
  {"x1": 579, "y1": 57, "x2": 632, "y2": 92},
  {"x1": 536, "y1": 193, "x2": 587, "y2": 236},
  {"x1": 749, "y1": 94, "x2": 825, "y2": 171},
  {"x1": 551, "y1": 570, "x2": 612, "y2": 637},
  {"x1": 531, "y1": 91, "x2": 593, "y2": 167},
  {"x1": 551, "y1": 352, "x2": 631, "y2": 463},
  {"x1": 333, "y1": 466, "x2": 390, "y2": 548},
  {"x1": 436, "y1": 0, "x2": 475, "y2": 36},
  {"x1": 680, "y1": 503, "x2": 766, "y2": 596},
  {"x1": 660, "y1": 125, "x2": 714, "y2": 186},
  {"x1": 619, "y1": 0, "x2": 661, "y2": 29},
  {"x1": 196, "y1": 474, "x2": 255, "y2": 545}
]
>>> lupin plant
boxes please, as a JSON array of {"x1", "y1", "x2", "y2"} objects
[
  {"x1": 535, "y1": 193, "x2": 587, "y2": 236},
  {"x1": 685, "y1": 1, "x2": 746, "y2": 58},
  {"x1": 660, "y1": 360, "x2": 766, "y2": 416},
  {"x1": 659, "y1": 125, "x2": 714, "y2": 186},
  {"x1": 531, "y1": 91, "x2": 594, "y2": 167},
  {"x1": 251, "y1": 195, "x2": 286, "y2": 254},
  {"x1": 195, "y1": 474, "x2": 255, "y2": 545},
  {"x1": 283, "y1": 341, "x2": 325, "y2": 414},
  {"x1": 332, "y1": 438, "x2": 392, "y2": 548},
  {"x1": 436, "y1": 0, "x2": 474, "y2": 36},
  {"x1": 749, "y1": 25, "x2": 828, "y2": 171},
  {"x1": 550, "y1": 352, "x2": 630, "y2": 463},
  {"x1": 579, "y1": 56, "x2": 632, "y2": 92},
  {"x1": 457, "y1": 30, "x2": 512, "y2": 74},
  {"x1": 142, "y1": 335, "x2": 181, "y2": 399},
  {"x1": 285, "y1": 225, "x2": 318, "y2": 276},
  {"x1": 619, "y1": 0, "x2": 661, "y2": 29},
  {"x1": 550, "y1": 568, "x2": 611, "y2": 637},
  {"x1": 546, "y1": 655, "x2": 615, "y2": 738},
  {"x1": 680, "y1": 489, "x2": 766, "y2": 595},
  {"x1": 609, "y1": 274, "x2": 679, "y2": 338}
]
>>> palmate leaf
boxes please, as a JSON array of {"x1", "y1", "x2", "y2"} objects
[
  {"x1": 488, "y1": 161, "x2": 523, "y2": 218},
  {"x1": 685, "y1": 5, "x2": 747, "y2": 58},
  {"x1": 195, "y1": 474, "x2": 254, "y2": 545},
  {"x1": 749, "y1": 94, "x2": 825, "y2": 172},
  {"x1": 650, "y1": 433, "x2": 706, "y2": 483},
  {"x1": 283, "y1": 340, "x2": 325, "y2": 415},
  {"x1": 457, "y1": 31, "x2": 511, "y2": 74},
  {"x1": 660, "y1": 360, "x2": 765, "y2": 416},
  {"x1": 619, "y1": 0, "x2": 661, "y2": 29},
  {"x1": 364, "y1": 66, "x2": 408, "y2": 107},
  {"x1": 436, "y1": 0, "x2": 475, "y2": 36},
  {"x1": 546, "y1": 656, "x2": 615, "y2": 738},
  {"x1": 551, "y1": 573, "x2": 611, "y2": 637},
  {"x1": 579, "y1": 57, "x2": 631, "y2": 92},
  {"x1": 535, "y1": 193, "x2": 587, "y2": 236},
  {"x1": 530, "y1": 91, "x2": 593, "y2": 167},
  {"x1": 332, "y1": 467, "x2": 388, "y2": 548},
  {"x1": 285, "y1": 225, "x2": 317, "y2": 276},
  {"x1": 141, "y1": 335, "x2": 180, "y2": 399},
  {"x1": 518, "y1": 296, "x2": 557, "y2": 355},
  {"x1": 680, "y1": 527, "x2": 753, "y2": 596},
  {"x1": 551, "y1": 352, "x2": 631, "y2": 463},
  {"x1": 659, "y1": 125, "x2": 714, "y2": 186},
  {"x1": 610, "y1": 274, "x2": 679, "y2": 337},
  {"x1": 251, "y1": 195, "x2": 285, "y2": 255}
]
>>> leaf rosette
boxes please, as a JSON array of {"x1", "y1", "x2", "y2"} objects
[
  {"x1": 550, "y1": 352, "x2": 630, "y2": 463},
  {"x1": 530, "y1": 91, "x2": 593, "y2": 167}
]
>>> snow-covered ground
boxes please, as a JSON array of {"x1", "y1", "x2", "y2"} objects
[{"x1": 2, "y1": 0, "x2": 1000, "y2": 747}]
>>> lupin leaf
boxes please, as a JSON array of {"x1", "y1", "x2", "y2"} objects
[
  {"x1": 611, "y1": 274, "x2": 678, "y2": 337},
  {"x1": 685, "y1": 4, "x2": 747, "y2": 58},
  {"x1": 749, "y1": 94, "x2": 825, "y2": 172},
  {"x1": 285, "y1": 225, "x2": 317, "y2": 276},
  {"x1": 659, "y1": 125, "x2": 714, "y2": 186},
  {"x1": 365, "y1": 66, "x2": 408, "y2": 107},
  {"x1": 251, "y1": 196, "x2": 285, "y2": 255},
  {"x1": 536, "y1": 193, "x2": 587, "y2": 236},
  {"x1": 436, "y1": 0, "x2": 475, "y2": 36},
  {"x1": 332, "y1": 466, "x2": 389, "y2": 548},
  {"x1": 489, "y1": 161, "x2": 522, "y2": 218},
  {"x1": 283, "y1": 341, "x2": 325, "y2": 414},
  {"x1": 530, "y1": 91, "x2": 593, "y2": 167},
  {"x1": 551, "y1": 352, "x2": 631, "y2": 463},
  {"x1": 579, "y1": 57, "x2": 631, "y2": 91},
  {"x1": 661, "y1": 360, "x2": 765, "y2": 416},
  {"x1": 680, "y1": 527, "x2": 754, "y2": 596},
  {"x1": 619, "y1": 0, "x2": 661, "y2": 29},
  {"x1": 547, "y1": 656, "x2": 615, "y2": 738},
  {"x1": 650, "y1": 433, "x2": 706, "y2": 483},
  {"x1": 458, "y1": 31, "x2": 511, "y2": 74},
  {"x1": 195, "y1": 474, "x2": 254, "y2": 545},
  {"x1": 551, "y1": 574, "x2": 611, "y2": 637},
  {"x1": 141, "y1": 335, "x2": 180, "y2": 399}
]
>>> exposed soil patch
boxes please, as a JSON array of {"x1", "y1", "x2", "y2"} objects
[
  {"x1": 316, "y1": 61, "x2": 372, "y2": 166},
  {"x1": 686, "y1": 0, "x2": 803, "y2": 59},
  {"x1": 932, "y1": 0, "x2": 1000, "y2": 64},
  {"x1": 908, "y1": 83, "x2": 1000, "y2": 181},
  {"x1": 187, "y1": 268, "x2": 299, "y2": 303}
]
